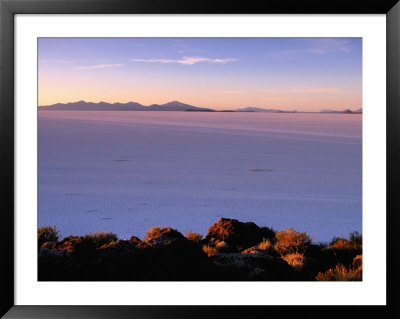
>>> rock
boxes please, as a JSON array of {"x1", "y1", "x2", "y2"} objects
[
  {"x1": 129, "y1": 236, "x2": 141, "y2": 243},
  {"x1": 142, "y1": 227, "x2": 187, "y2": 247},
  {"x1": 241, "y1": 246, "x2": 266, "y2": 255},
  {"x1": 94, "y1": 240, "x2": 140, "y2": 280},
  {"x1": 51, "y1": 236, "x2": 82, "y2": 251},
  {"x1": 134, "y1": 229, "x2": 208, "y2": 280},
  {"x1": 204, "y1": 218, "x2": 272, "y2": 251},
  {"x1": 215, "y1": 240, "x2": 234, "y2": 253},
  {"x1": 94, "y1": 229, "x2": 209, "y2": 280},
  {"x1": 100, "y1": 239, "x2": 137, "y2": 252},
  {"x1": 37, "y1": 221, "x2": 326, "y2": 281},
  {"x1": 40, "y1": 241, "x2": 56, "y2": 250},
  {"x1": 144, "y1": 227, "x2": 185, "y2": 240}
]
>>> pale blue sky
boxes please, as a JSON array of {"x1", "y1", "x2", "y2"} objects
[{"x1": 39, "y1": 38, "x2": 362, "y2": 111}]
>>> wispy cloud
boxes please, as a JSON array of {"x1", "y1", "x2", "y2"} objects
[
  {"x1": 131, "y1": 56, "x2": 238, "y2": 65},
  {"x1": 76, "y1": 64, "x2": 124, "y2": 70}
]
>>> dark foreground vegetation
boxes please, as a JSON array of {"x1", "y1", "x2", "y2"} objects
[{"x1": 38, "y1": 218, "x2": 362, "y2": 281}]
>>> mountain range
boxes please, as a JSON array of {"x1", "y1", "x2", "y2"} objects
[
  {"x1": 320, "y1": 108, "x2": 362, "y2": 114},
  {"x1": 39, "y1": 100, "x2": 214, "y2": 112},
  {"x1": 39, "y1": 100, "x2": 362, "y2": 114}
]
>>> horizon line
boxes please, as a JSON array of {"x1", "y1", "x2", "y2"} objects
[{"x1": 38, "y1": 100, "x2": 362, "y2": 113}]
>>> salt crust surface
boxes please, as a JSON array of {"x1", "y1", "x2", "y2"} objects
[{"x1": 38, "y1": 111, "x2": 362, "y2": 242}]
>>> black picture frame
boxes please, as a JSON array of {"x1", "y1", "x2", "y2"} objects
[{"x1": 1, "y1": 0, "x2": 399, "y2": 318}]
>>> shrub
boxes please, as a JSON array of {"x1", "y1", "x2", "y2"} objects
[
  {"x1": 185, "y1": 231, "x2": 203, "y2": 243},
  {"x1": 282, "y1": 252, "x2": 305, "y2": 271},
  {"x1": 202, "y1": 244, "x2": 218, "y2": 257},
  {"x1": 82, "y1": 232, "x2": 118, "y2": 248},
  {"x1": 330, "y1": 232, "x2": 362, "y2": 250},
  {"x1": 274, "y1": 228, "x2": 312, "y2": 256},
  {"x1": 330, "y1": 239, "x2": 355, "y2": 250},
  {"x1": 257, "y1": 238, "x2": 272, "y2": 251},
  {"x1": 38, "y1": 226, "x2": 59, "y2": 249},
  {"x1": 145, "y1": 226, "x2": 162, "y2": 239},
  {"x1": 352, "y1": 254, "x2": 362, "y2": 271},
  {"x1": 349, "y1": 231, "x2": 362, "y2": 246},
  {"x1": 329, "y1": 232, "x2": 362, "y2": 266},
  {"x1": 329, "y1": 239, "x2": 351, "y2": 252},
  {"x1": 316, "y1": 254, "x2": 362, "y2": 281},
  {"x1": 316, "y1": 263, "x2": 362, "y2": 281}
]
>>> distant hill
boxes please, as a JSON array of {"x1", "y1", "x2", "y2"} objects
[
  {"x1": 320, "y1": 108, "x2": 362, "y2": 114},
  {"x1": 39, "y1": 100, "x2": 214, "y2": 112},
  {"x1": 319, "y1": 109, "x2": 340, "y2": 113},
  {"x1": 38, "y1": 100, "x2": 362, "y2": 113},
  {"x1": 148, "y1": 101, "x2": 213, "y2": 111},
  {"x1": 235, "y1": 107, "x2": 297, "y2": 113},
  {"x1": 236, "y1": 107, "x2": 280, "y2": 112}
]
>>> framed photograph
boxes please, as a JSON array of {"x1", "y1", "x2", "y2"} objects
[{"x1": 1, "y1": 0, "x2": 399, "y2": 318}]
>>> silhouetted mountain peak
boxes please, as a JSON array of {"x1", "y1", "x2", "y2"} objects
[{"x1": 40, "y1": 100, "x2": 211, "y2": 112}]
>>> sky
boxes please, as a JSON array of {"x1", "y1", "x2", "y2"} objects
[{"x1": 38, "y1": 38, "x2": 362, "y2": 111}]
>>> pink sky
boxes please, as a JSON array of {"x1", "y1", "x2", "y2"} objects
[{"x1": 39, "y1": 38, "x2": 362, "y2": 111}]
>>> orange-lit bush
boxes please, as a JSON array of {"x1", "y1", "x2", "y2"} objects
[
  {"x1": 352, "y1": 254, "x2": 362, "y2": 271},
  {"x1": 257, "y1": 239, "x2": 272, "y2": 251},
  {"x1": 145, "y1": 226, "x2": 163, "y2": 239},
  {"x1": 316, "y1": 254, "x2": 362, "y2": 281},
  {"x1": 330, "y1": 231, "x2": 361, "y2": 249},
  {"x1": 186, "y1": 231, "x2": 203, "y2": 243},
  {"x1": 282, "y1": 252, "x2": 305, "y2": 271},
  {"x1": 274, "y1": 228, "x2": 312, "y2": 256},
  {"x1": 316, "y1": 263, "x2": 362, "y2": 281},
  {"x1": 82, "y1": 232, "x2": 118, "y2": 248},
  {"x1": 38, "y1": 225, "x2": 59, "y2": 249},
  {"x1": 329, "y1": 232, "x2": 362, "y2": 266},
  {"x1": 202, "y1": 244, "x2": 218, "y2": 257}
]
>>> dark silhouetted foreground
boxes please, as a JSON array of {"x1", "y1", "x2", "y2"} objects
[{"x1": 38, "y1": 218, "x2": 362, "y2": 281}]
